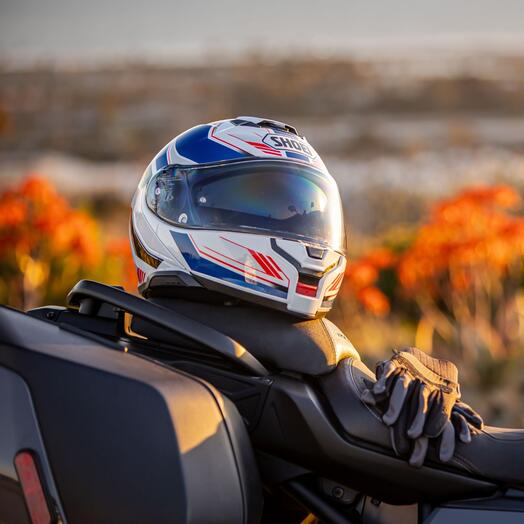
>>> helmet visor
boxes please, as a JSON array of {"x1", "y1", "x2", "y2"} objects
[{"x1": 146, "y1": 160, "x2": 345, "y2": 251}]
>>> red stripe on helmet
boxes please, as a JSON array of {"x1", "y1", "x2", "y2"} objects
[
  {"x1": 249, "y1": 250, "x2": 279, "y2": 278},
  {"x1": 296, "y1": 282, "x2": 318, "y2": 297},
  {"x1": 266, "y1": 255, "x2": 283, "y2": 275}
]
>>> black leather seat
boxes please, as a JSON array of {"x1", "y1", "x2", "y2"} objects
[
  {"x1": 320, "y1": 357, "x2": 524, "y2": 487},
  {"x1": 149, "y1": 298, "x2": 359, "y2": 375}
]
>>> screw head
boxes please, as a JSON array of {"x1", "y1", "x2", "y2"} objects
[{"x1": 332, "y1": 486, "x2": 344, "y2": 499}]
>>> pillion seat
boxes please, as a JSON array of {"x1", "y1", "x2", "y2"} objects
[{"x1": 320, "y1": 357, "x2": 524, "y2": 489}]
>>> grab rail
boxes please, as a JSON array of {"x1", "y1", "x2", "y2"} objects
[{"x1": 67, "y1": 280, "x2": 269, "y2": 376}]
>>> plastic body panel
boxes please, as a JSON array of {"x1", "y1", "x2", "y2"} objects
[
  {"x1": 426, "y1": 508, "x2": 524, "y2": 523},
  {"x1": 426, "y1": 490, "x2": 524, "y2": 523},
  {"x1": 0, "y1": 366, "x2": 65, "y2": 523},
  {"x1": 0, "y1": 305, "x2": 262, "y2": 524}
]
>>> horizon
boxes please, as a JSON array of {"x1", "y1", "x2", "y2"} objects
[{"x1": 2, "y1": 0, "x2": 524, "y2": 64}]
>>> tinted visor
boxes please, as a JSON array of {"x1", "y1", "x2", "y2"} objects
[{"x1": 146, "y1": 160, "x2": 344, "y2": 251}]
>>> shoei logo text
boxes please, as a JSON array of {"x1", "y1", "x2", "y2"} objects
[{"x1": 262, "y1": 134, "x2": 313, "y2": 157}]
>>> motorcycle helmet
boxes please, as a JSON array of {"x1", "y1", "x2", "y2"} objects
[{"x1": 131, "y1": 116, "x2": 346, "y2": 318}]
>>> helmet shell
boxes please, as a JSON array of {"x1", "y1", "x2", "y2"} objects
[{"x1": 131, "y1": 116, "x2": 346, "y2": 318}]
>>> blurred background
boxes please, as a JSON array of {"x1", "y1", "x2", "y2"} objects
[{"x1": 1, "y1": 0, "x2": 524, "y2": 425}]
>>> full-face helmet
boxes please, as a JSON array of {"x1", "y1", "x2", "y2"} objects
[{"x1": 131, "y1": 116, "x2": 346, "y2": 318}]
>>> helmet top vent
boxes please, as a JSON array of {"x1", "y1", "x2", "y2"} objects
[{"x1": 232, "y1": 116, "x2": 299, "y2": 136}]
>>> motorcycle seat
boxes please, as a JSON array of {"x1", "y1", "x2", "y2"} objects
[
  {"x1": 148, "y1": 298, "x2": 359, "y2": 376},
  {"x1": 320, "y1": 357, "x2": 524, "y2": 488}
]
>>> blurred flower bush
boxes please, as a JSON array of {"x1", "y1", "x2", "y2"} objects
[
  {"x1": 0, "y1": 174, "x2": 136, "y2": 309},
  {"x1": 334, "y1": 184, "x2": 524, "y2": 425},
  {"x1": 398, "y1": 186, "x2": 524, "y2": 371}
]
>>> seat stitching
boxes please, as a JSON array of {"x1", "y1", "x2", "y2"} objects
[
  {"x1": 449, "y1": 454, "x2": 479, "y2": 475},
  {"x1": 346, "y1": 359, "x2": 383, "y2": 423},
  {"x1": 480, "y1": 429, "x2": 524, "y2": 442},
  {"x1": 320, "y1": 318, "x2": 337, "y2": 366}
]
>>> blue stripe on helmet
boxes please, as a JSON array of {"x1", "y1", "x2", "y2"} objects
[
  {"x1": 285, "y1": 151, "x2": 310, "y2": 162},
  {"x1": 171, "y1": 231, "x2": 287, "y2": 299},
  {"x1": 175, "y1": 124, "x2": 249, "y2": 163},
  {"x1": 155, "y1": 147, "x2": 169, "y2": 170}
]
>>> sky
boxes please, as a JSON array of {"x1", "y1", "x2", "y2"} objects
[{"x1": 1, "y1": 0, "x2": 524, "y2": 62}]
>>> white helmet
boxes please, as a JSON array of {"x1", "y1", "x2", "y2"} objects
[{"x1": 131, "y1": 116, "x2": 346, "y2": 318}]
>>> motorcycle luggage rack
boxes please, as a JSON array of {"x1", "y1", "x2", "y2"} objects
[{"x1": 67, "y1": 280, "x2": 269, "y2": 376}]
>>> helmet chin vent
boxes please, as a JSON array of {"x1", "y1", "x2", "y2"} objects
[
  {"x1": 296, "y1": 282, "x2": 318, "y2": 297},
  {"x1": 296, "y1": 273, "x2": 321, "y2": 297}
]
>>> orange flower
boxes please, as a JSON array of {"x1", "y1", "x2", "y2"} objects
[
  {"x1": 364, "y1": 248, "x2": 397, "y2": 269},
  {"x1": 52, "y1": 211, "x2": 100, "y2": 267},
  {"x1": 0, "y1": 195, "x2": 27, "y2": 227},
  {"x1": 0, "y1": 174, "x2": 138, "y2": 307},
  {"x1": 346, "y1": 261, "x2": 378, "y2": 289},
  {"x1": 357, "y1": 287, "x2": 390, "y2": 316},
  {"x1": 343, "y1": 247, "x2": 395, "y2": 316},
  {"x1": 20, "y1": 174, "x2": 58, "y2": 205},
  {"x1": 398, "y1": 184, "x2": 524, "y2": 295},
  {"x1": 105, "y1": 237, "x2": 138, "y2": 291},
  {"x1": 106, "y1": 237, "x2": 131, "y2": 258}
]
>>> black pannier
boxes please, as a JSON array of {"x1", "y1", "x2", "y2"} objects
[{"x1": 0, "y1": 306, "x2": 262, "y2": 524}]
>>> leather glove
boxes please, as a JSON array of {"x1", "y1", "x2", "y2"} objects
[{"x1": 362, "y1": 347, "x2": 483, "y2": 467}]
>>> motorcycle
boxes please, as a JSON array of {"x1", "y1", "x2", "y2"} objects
[{"x1": 1, "y1": 279, "x2": 523, "y2": 524}]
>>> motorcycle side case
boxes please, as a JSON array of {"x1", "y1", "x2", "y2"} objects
[{"x1": 0, "y1": 305, "x2": 262, "y2": 524}]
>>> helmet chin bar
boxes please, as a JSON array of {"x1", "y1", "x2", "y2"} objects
[
  {"x1": 193, "y1": 272, "x2": 329, "y2": 319},
  {"x1": 140, "y1": 269, "x2": 329, "y2": 319}
]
